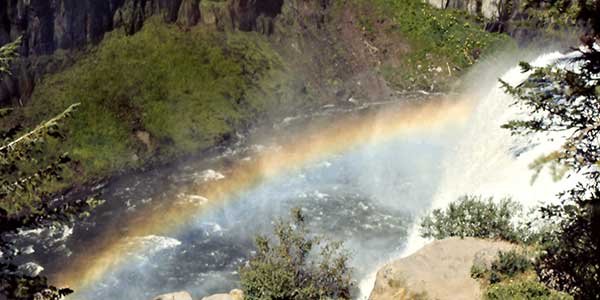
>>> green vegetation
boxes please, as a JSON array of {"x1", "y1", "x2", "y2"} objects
[
  {"x1": 0, "y1": 39, "x2": 99, "y2": 300},
  {"x1": 421, "y1": 198, "x2": 570, "y2": 299},
  {"x1": 471, "y1": 250, "x2": 572, "y2": 300},
  {"x1": 485, "y1": 278, "x2": 573, "y2": 300},
  {"x1": 240, "y1": 208, "x2": 353, "y2": 300},
  {"x1": 488, "y1": 250, "x2": 533, "y2": 283},
  {"x1": 351, "y1": 0, "x2": 513, "y2": 90},
  {"x1": 419, "y1": 196, "x2": 531, "y2": 243},
  {"x1": 519, "y1": 0, "x2": 600, "y2": 35},
  {"x1": 19, "y1": 17, "x2": 281, "y2": 185},
  {"x1": 501, "y1": 34, "x2": 600, "y2": 299},
  {"x1": 0, "y1": 37, "x2": 21, "y2": 74}
]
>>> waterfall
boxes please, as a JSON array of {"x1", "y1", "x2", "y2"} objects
[
  {"x1": 360, "y1": 51, "x2": 579, "y2": 299},
  {"x1": 402, "y1": 51, "x2": 577, "y2": 256}
]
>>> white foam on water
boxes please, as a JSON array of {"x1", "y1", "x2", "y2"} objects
[
  {"x1": 360, "y1": 51, "x2": 580, "y2": 299},
  {"x1": 401, "y1": 51, "x2": 576, "y2": 258}
]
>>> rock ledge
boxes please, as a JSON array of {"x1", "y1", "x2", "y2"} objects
[{"x1": 369, "y1": 237, "x2": 515, "y2": 300}]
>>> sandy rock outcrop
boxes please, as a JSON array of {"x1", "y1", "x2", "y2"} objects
[
  {"x1": 202, "y1": 289, "x2": 244, "y2": 300},
  {"x1": 369, "y1": 237, "x2": 516, "y2": 300},
  {"x1": 153, "y1": 291, "x2": 193, "y2": 300}
]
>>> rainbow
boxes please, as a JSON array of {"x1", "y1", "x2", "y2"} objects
[{"x1": 53, "y1": 97, "x2": 473, "y2": 294}]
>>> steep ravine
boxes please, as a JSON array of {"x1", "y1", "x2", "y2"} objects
[
  {"x1": 3, "y1": 2, "x2": 589, "y2": 300},
  {"x1": 0, "y1": 8, "x2": 517, "y2": 296},
  {"x1": 0, "y1": 0, "x2": 511, "y2": 205}
]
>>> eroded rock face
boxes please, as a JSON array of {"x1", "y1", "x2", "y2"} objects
[
  {"x1": 229, "y1": 0, "x2": 283, "y2": 33},
  {"x1": 0, "y1": 0, "x2": 286, "y2": 56},
  {"x1": 0, "y1": 0, "x2": 285, "y2": 105},
  {"x1": 426, "y1": 0, "x2": 508, "y2": 19},
  {"x1": 369, "y1": 237, "x2": 516, "y2": 300},
  {"x1": 0, "y1": 0, "x2": 121, "y2": 55}
]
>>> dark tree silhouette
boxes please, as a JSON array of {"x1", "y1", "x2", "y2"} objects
[
  {"x1": 0, "y1": 38, "x2": 100, "y2": 300},
  {"x1": 501, "y1": 35, "x2": 600, "y2": 300}
]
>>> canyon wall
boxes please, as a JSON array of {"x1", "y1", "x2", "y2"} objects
[
  {"x1": 426, "y1": 0, "x2": 506, "y2": 19},
  {"x1": 0, "y1": 0, "x2": 287, "y2": 56},
  {"x1": 0, "y1": 0, "x2": 289, "y2": 105}
]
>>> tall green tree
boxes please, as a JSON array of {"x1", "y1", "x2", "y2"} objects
[
  {"x1": 501, "y1": 35, "x2": 600, "y2": 299},
  {"x1": 0, "y1": 39, "x2": 99, "y2": 300}
]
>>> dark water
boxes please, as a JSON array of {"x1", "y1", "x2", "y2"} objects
[{"x1": 17, "y1": 102, "x2": 451, "y2": 300}]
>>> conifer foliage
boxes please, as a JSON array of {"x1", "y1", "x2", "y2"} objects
[
  {"x1": 501, "y1": 36, "x2": 600, "y2": 300},
  {"x1": 0, "y1": 39, "x2": 99, "y2": 300}
]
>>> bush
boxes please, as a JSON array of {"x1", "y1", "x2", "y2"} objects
[
  {"x1": 489, "y1": 250, "x2": 533, "y2": 283},
  {"x1": 419, "y1": 196, "x2": 526, "y2": 242},
  {"x1": 485, "y1": 279, "x2": 573, "y2": 300},
  {"x1": 239, "y1": 208, "x2": 353, "y2": 300},
  {"x1": 470, "y1": 264, "x2": 487, "y2": 280},
  {"x1": 471, "y1": 249, "x2": 572, "y2": 300}
]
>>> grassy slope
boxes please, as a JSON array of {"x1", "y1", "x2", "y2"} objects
[
  {"x1": 21, "y1": 18, "x2": 281, "y2": 183},
  {"x1": 350, "y1": 0, "x2": 514, "y2": 90}
]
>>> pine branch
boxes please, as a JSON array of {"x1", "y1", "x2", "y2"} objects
[
  {"x1": 0, "y1": 103, "x2": 80, "y2": 153},
  {"x1": 0, "y1": 37, "x2": 21, "y2": 76}
]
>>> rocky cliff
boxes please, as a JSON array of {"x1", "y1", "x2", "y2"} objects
[
  {"x1": 426, "y1": 0, "x2": 504, "y2": 19},
  {"x1": 427, "y1": 0, "x2": 596, "y2": 43},
  {"x1": 0, "y1": 0, "x2": 289, "y2": 105},
  {"x1": 0, "y1": 0, "x2": 287, "y2": 56}
]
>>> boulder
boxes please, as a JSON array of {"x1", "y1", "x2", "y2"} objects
[
  {"x1": 202, "y1": 289, "x2": 244, "y2": 300},
  {"x1": 153, "y1": 291, "x2": 193, "y2": 300},
  {"x1": 369, "y1": 237, "x2": 516, "y2": 300}
]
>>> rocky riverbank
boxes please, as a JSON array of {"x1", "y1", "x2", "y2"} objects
[{"x1": 146, "y1": 237, "x2": 517, "y2": 300}]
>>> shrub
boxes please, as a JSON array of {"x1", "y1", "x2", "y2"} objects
[
  {"x1": 419, "y1": 196, "x2": 525, "y2": 242},
  {"x1": 239, "y1": 208, "x2": 353, "y2": 300},
  {"x1": 489, "y1": 250, "x2": 533, "y2": 283},
  {"x1": 470, "y1": 264, "x2": 487, "y2": 279},
  {"x1": 485, "y1": 278, "x2": 573, "y2": 300}
]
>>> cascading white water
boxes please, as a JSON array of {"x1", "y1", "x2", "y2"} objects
[
  {"x1": 402, "y1": 51, "x2": 579, "y2": 256},
  {"x1": 360, "y1": 51, "x2": 580, "y2": 299}
]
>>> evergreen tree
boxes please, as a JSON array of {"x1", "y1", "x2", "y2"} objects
[
  {"x1": 501, "y1": 35, "x2": 600, "y2": 299},
  {"x1": 0, "y1": 39, "x2": 100, "y2": 300}
]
